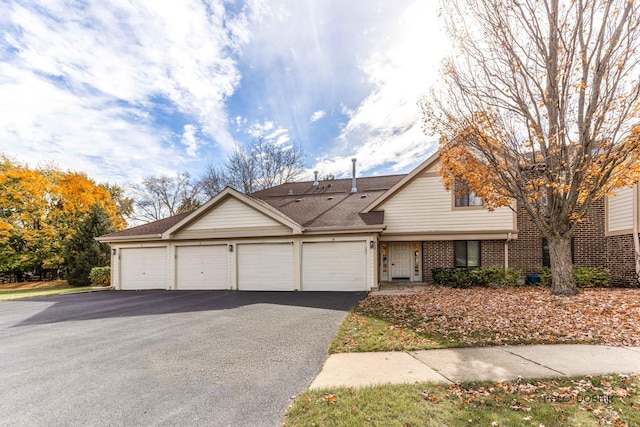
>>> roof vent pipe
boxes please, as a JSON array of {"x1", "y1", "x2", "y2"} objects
[
  {"x1": 351, "y1": 158, "x2": 357, "y2": 193},
  {"x1": 313, "y1": 170, "x2": 319, "y2": 186}
]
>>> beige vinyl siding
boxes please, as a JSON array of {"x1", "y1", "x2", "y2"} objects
[
  {"x1": 378, "y1": 173, "x2": 515, "y2": 234},
  {"x1": 183, "y1": 198, "x2": 289, "y2": 232},
  {"x1": 607, "y1": 187, "x2": 634, "y2": 233}
]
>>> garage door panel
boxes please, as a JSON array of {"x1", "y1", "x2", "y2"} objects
[
  {"x1": 237, "y1": 243, "x2": 294, "y2": 291},
  {"x1": 120, "y1": 247, "x2": 167, "y2": 290},
  {"x1": 176, "y1": 245, "x2": 228, "y2": 290},
  {"x1": 302, "y1": 241, "x2": 367, "y2": 291}
]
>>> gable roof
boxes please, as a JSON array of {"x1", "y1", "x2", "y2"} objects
[
  {"x1": 97, "y1": 210, "x2": 194, "y2": 241},
  {"x1": 162, "y1": 187, "x2": 303, "y2": 238},
  {"x1": 99, "y1": 174, "x2": 406, "y2": 242},
  {"x1": 253, "y1": 175, "x2": 405, "y2": 229}
]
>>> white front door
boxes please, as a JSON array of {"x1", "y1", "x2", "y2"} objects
[{"x1": 390, "y1": 242, "x2": 411, "y2": 280}]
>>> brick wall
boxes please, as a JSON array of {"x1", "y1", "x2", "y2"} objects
[
  {"x1": 507, "y1": 206, "x2": 543, "y2": 273},
  {"x1": 422, "y1": 240, "x2": 505, "y2": 282},
  {"x1": 573, "y1": 199, "x2": 606, "y2": 268},
  {"x1": 482, "y1": 240, "x2": 505, "y2": 268},
  {"x1": 422, "y1": 241, "x2": 453, "y2": 282},
  {"x1": 418, "y1": 198, "x2": 627, "y2": 283},
  {"x1": 605, "y1": 234, "x2": 639, "y2": 286},
  {"x1": 508, "y1": 198, "x2": 606, "y2": 275}
]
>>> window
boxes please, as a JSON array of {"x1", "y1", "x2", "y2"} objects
[
  {"x1": 380, "y1": 243, "x2": 388, "y2": 272},
  {"x1": 454, "y1": 179, "x2": 482, "y2": 207},
  {"x1": 542, "y1": 238, "x2": 574, "y2": 267},
  {"x1": 413, "y1": 242, "x2": 421, "y2": 278},
  {"x1": 454, "y1": 241, "x2": 481, "y2": 267}
]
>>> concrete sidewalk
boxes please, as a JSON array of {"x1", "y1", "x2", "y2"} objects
[{"x1": 310, "y1": 345, "x2": 640, "y2": 389}]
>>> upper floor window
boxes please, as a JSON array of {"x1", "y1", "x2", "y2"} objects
[{"x1": 454, "y1": 179, "x2": 483, "y2": 207}]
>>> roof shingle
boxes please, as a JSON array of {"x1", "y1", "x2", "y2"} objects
[{"x1": 100, "y1": 174, "x2": 405, "y2": 239}]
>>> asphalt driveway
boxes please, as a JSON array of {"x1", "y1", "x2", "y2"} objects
[{"x1": 0, "y1": 290, "x2": 365, "y2": 426}]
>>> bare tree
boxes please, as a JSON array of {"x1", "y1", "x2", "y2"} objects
[
  {"x1": 252, "y1": 136, "x2": 305, "y2": 189},
  {"x1": 199, "y1": 165, "x2": 227, "y2": 199},
  {"x1": 224, "y1": 143, "x2": 260, "y2": 194},
  {"x1": 422, "y1": 0, "x2": 640, "y2": 295},
  {"x1": 200, "y1": 136, "x2": 306, "y2": 196},
  {"x1": 129, "y1": 173, "x2": 202, "y2": 222}
]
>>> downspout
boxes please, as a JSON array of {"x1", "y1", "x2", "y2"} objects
[
  {"x1": 633, "y1": 184, "x2": 640, "y2": 284},
  {"x1": 504, "y1": 232, "x2": 513, "y2": 269}
]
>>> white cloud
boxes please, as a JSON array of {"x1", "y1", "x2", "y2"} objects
[
  {"x1": 245, "y1": 120, "x2": 290, "y2": 145},
  {"x1": 0, "y1": 0, "x2": 257, "y2": 182},
  {"x1": 181, "y1": 125, "x2": 200, "y2": 157},
  {"x1": 310, "y1": 1, "x2": 448, "y2": 177},
  {"x1": 310, "y1": 110, "x2": 326, "y2": 123},
  {"x1": 0, "y1": 0, "x2": 452, "y2": 186},
  {"x1": 340, "y1": 104, "x2": 355, "y2": 119},
  {"x1": 0, "y1": 63, "x2": 177, "y2": 183}
]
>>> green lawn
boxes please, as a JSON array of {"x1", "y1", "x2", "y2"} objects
[
  {"x1": 0, "y1": 284, "x2": 93, "y2": 301},
  {"x1": 329, "y1": 310, "x2": 452, "y2": 353},
  {"x1": 296, "y1": 287, "x2": 640, "y2": 425},
  {"x1": 285, "y1": 375, "x2": 640, "y2": 427}
]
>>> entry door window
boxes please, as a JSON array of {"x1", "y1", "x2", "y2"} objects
[
  {"x1": 413, "y1": 242, "x2": 421, "y2": 279},
  {"x1": 379, "y1": 243, "x2": 389, "y2": 281},
  {"x1": 454, "y1": 241, "x2": 480, "y2": 267}
]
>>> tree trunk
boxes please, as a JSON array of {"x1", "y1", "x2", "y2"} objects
[{"x1": 548, "y1": 235, "x2": 579, "y2": 296}]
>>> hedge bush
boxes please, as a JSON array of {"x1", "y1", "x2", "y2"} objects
[
  {"x1": 539, "y1": 266, "x2": 610, "y2": 288},
  {"x1": 432, "y1": 266, "x2": 521, "y2": 288},
  {"x1": 432, "y1": 268, "x2": 476, "y2": 288},
  {"x1": 574, "y1": 267, "x2": 611, "y2": 287},
  {"x1": 539, "y1": 267, "x2": 552, "y2": 287},
  {"x1": 89, "y1": 266, "x2": 111, "y2": 287}
]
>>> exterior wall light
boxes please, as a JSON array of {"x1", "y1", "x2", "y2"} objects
[
  {"x1": 229, "y1": 244, "x2": 233, "y2": 252},
  {"x1": 370, "y1": 241, "x2": 375, "y2": 249},
  {"x1": 112, "y1": 248, "x2": 117, "y2": 256}
]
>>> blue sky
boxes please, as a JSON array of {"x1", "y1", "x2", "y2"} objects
[{"x1": 0, "y1": 0, "x2": 449, "y2": 185}]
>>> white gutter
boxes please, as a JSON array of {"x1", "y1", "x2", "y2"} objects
[
  {"x1": 303, "y1": 225, "x2": 386, "y2": 235},
  {"x1": 633, "y1": 183, "x2": 640, "y2": 284},
  {"x1": 95, "y1": 234, "x2": 162, "y2": 243}
]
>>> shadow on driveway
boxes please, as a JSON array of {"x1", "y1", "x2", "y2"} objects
[{"x1": 13, "y1": 290, "x2": 367, "y2": 327}]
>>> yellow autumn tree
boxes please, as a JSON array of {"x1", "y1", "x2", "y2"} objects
[
  {"x1": 422, "y1": 0, "x2": 640, "y2": 295},
  {"x1": 0, "y1": 165, "x2": 61, "y2": 278},
  {"x1": 0, "y1": 158, "x2": 126, "y2": 280}
]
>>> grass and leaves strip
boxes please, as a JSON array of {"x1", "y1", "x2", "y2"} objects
[
  {"x1": 331, "y1": 286, "x2": 640, "y2": 353},
  {"x1": 285, "y1": 374, "x2": 640, "y2": 427},
  {"x1": 0, "y1": 281, "x2": 92, "y2": 301}
]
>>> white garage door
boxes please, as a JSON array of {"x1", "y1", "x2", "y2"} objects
[
  {"x1": 120, "y1": 247, "x2": 167, "y2": 290},
  {"x1": 237, "y1": 243, "x2": 294, "y2": 291},
  {"x1": 176, "y1": 245, "x2": 228, "y2": 290},
  {"x1": 302, "y1": 241, "x2": 367, "y2": 291}
]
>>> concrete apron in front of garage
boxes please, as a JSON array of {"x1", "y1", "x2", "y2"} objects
[{"x1": 310, "y1": 345, "x2": 640, "y2": 389}]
